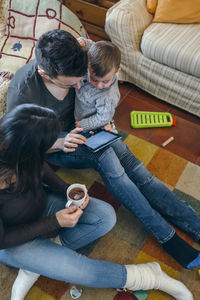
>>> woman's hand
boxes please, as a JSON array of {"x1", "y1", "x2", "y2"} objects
[
  {"x1": 79, "y1": 193, "x2": 90, "y2": 210},
  {"x1": 55, "y1": 206, "x2": 83, "y2": 227}
]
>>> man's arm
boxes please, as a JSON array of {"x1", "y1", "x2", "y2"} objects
[{"x1": 47, "y1": 127, "x2": 88, "y2": 153}]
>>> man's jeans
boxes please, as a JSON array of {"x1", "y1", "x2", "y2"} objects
[
  {"x1": 0, "y1": 192, "x2": 128, "y2": 288},
  {"x1": 47, "y1": 139, "x2": 200, "y2": 244}
]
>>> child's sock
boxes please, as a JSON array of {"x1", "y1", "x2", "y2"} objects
[
  {"x1": 162, "y1": 233, "x2": 200, "y2": 269},
  {"x1": 11, "y1": 269, "x2": 39, "y2": 300}
]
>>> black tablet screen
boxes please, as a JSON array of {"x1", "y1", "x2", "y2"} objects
[{"x1": 84, "y1": 130, "x2": 121, "y2": 152}]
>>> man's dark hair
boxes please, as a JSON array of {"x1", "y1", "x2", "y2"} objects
[
  {"x1": 88, "y1": 41, "x2": 121, "y2": 77},
  {"x1": 35, "y1": 29, "x2": 88, "y2": 78}
]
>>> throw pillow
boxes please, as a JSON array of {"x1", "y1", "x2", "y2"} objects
[
  {"x1": 153, "y1": 0, "x2": 200, "y2": 23},
  {"x1": 146, "y1": 0, "x2": 158, "y2": 14},
  {"x1": 0, "y1": 0, "x2": 87, "y2": 74}
]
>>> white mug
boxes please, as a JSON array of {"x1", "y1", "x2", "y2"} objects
[{"x1": 66, "y1": 183, "x2": 87, "y2": 208}]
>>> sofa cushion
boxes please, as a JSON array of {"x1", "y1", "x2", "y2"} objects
[
  {"x1": 153, "y1": 0, "x2": 200, "y2": 24},
  {"x1": 0, "y1": 0, "x2": 87, "y2": 74},
  {"x1": 141, "y1": 22, "x2": 200, "y2": 78}
]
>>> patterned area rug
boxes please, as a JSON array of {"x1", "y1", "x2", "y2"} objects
[{"x1": 1, "y1": 128, "x2": 200, "y2": 300}]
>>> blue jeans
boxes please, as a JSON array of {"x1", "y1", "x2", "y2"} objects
[
  {"x1": 47, "y1": 139, "x2": 200, "y2": 244},
  {"x1": 0, "y1": 191, "x2": 127, "y2": 288}
]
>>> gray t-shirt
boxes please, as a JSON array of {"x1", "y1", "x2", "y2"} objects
[{"x1": 7, "y1": 60, "x2": 75, "y2": 131}]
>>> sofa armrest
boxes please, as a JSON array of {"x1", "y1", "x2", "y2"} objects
[{"x1": 105, "y1": 0, "x2": 153, "y2": 51}]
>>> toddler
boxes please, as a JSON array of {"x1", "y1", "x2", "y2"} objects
[{"x1": 75, "y1": 38, "x2": 121, "y2": 132}]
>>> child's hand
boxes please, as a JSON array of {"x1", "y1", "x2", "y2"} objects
[
  {"x1": 75, "y1": 120, "x2": 81, "y2": 128},
  {"x1": 102, "y1": 123, "x2": 112, "y2": 132},
  {"x1": 77, "y1": 37, "x2": 86, "y2": 49}
]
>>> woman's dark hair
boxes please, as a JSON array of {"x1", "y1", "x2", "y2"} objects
[
  {"x1": 0, "y1": 104, "x2": 61, "y2": 193},
  {"x1": 35, "y1": 29, "x2": 88, "y2": 78}
]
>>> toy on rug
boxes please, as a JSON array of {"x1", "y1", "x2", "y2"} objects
[
  {"x1": 69, "y1": 286, "x2": 82, "y2": 299},
  {"x1": 130, "y1": 111, "x2": 176, "y2": 128},
  {"x1": 133, "y1": 290, "x2": 148, "y2": 300}
]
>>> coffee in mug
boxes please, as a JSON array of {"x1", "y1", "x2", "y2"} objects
[{"x1": 68, "y1": 188, "x2": 85, "y2": 201}]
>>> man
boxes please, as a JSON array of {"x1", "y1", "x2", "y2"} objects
[{"x1": 7, "y1": 29, "x2": 200, "y2": 270}]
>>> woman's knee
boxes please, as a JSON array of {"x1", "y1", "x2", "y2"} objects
[
  {"x1": 90, "y1": 198, "x2": 116, "y2": 231},
  {"x1": 103, "y1": 202, "x2": 117, "y2": 230}
]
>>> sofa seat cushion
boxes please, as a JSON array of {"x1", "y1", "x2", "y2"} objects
[{"x1": 141, "y1": 22, "x2": 200, "y2": 78}]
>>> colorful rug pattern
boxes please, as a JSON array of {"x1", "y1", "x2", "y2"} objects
[{"x1": 1, "y1": 129, "x2": 200, "y2": 300}]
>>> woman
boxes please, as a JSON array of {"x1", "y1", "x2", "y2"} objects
[{"x1": 0, "y1": 104, "x2": 192, "y2": 300}]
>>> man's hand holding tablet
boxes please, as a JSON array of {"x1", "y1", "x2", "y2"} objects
[{"x1": 82, "y1": 130, "x2": 122, "y2": 152}]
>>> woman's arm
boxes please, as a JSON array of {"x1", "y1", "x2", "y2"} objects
[
  {"x1": 42, "y1": 162, "x2": 69, "y2": 195},
  {"x1": 0, "y1": 213, "x2": 60, "y2": 249}
]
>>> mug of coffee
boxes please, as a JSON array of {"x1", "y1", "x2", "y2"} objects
[{"x1": 66, "y1": 183, "x2": 87, "y2": 208}]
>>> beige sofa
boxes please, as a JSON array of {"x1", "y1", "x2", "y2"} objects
[
  {"x1": 105, "y1": 0, "x2": 200, "y2": 117},
  {"x1": 0, "y1": 0, "x2": 87, "y2": 118}
]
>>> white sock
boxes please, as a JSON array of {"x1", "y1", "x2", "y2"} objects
[
  {"x1": 11, "y1": 269, "x2": 40, "y2": 300},
  {"x1": 11, "y1": 235, "x2": 61, "y2": 300},
  {"x1": 124, "y1": 262, "x2": 193, "y2": 300}
]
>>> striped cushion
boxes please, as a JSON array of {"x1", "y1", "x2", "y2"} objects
[{"x1": 141, "y1": 23, "x2": 200, "y2": 78}]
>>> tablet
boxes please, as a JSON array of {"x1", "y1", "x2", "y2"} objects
[{"x1": 83, "y1": 130, "x2": 122, "y2": 152}]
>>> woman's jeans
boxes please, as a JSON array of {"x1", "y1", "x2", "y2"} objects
[
  {"x1": 0, "y1": 192, "x2": 127, "y2": 288},
  {"x1": 47, "y1": 138, "x2": 200, "y2": 244}
]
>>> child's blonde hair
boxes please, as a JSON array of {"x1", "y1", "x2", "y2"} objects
[{"x1": 88, "y1": 41, "x2": 121, "y2": 77}]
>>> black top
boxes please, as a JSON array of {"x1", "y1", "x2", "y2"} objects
[
  {"x1": 0, "y1": 163, "x2": 69, "y2": 249},
  {"x1": 7, "y1": 60, "x2": 75, "y2": 131}
]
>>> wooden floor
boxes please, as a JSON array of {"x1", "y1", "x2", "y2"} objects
[
  {"x1": 90, "y1": 33, "x2": 200, "y2": 166},
  {"x1": 116, "y1": 82, "x2": 200, "y2": 165}
]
